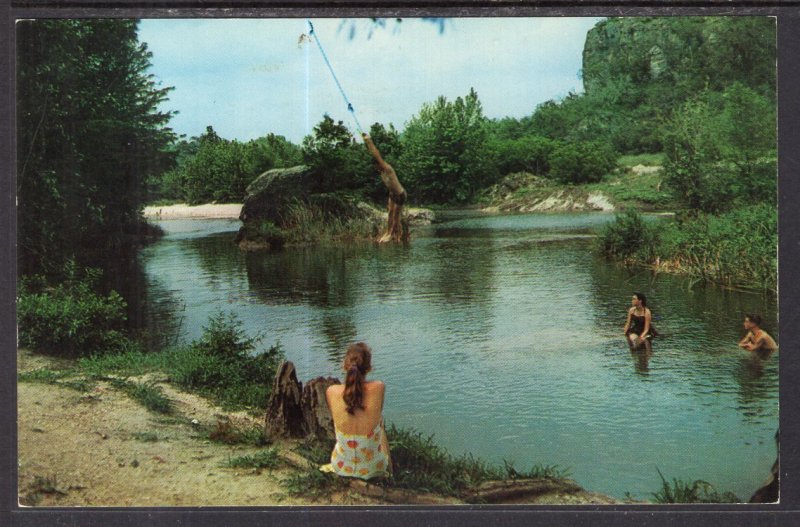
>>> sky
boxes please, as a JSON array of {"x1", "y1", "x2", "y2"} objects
[{"x1": 138, "y1": 17, "x2": 603, "y2": 144}]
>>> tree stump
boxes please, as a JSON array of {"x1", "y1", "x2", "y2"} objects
[
  {"x1": 264, "y1": 361, "x2": 339, "y2": 442},
  {"x1": 301, "y1": 376, "x2": 340, "y2": 442},
  {"x1": 264, "y1": 361, "x2": 305, "y2": 438}
]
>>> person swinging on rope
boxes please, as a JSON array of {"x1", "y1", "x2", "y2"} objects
[{"x1": 363, "y1": 133, "x2": 408, "y2": 243}]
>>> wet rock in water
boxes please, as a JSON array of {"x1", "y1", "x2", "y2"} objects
[
  {"x1": 264, "y1": 362, "x2": 305, "y2": 439},
  {"x1": 301, "y1": 376, "x2": 340, "y2": 442},
  {"x1": 264, "y1": 361, "x2": 338, "y2": 442}
]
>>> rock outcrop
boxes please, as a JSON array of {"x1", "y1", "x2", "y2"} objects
[
  {"x1": 236, "y1": 165, "x2": 435, "y2": 250},
  {"x1": 264, "y1": 361, "x2": 339, "y2": 442},
  {"x1": 480, "y1": 172, "x2": 615, "y2": 213},
  {"x1": 239, "y1": 165, "x2": 314, "y2": 225}
]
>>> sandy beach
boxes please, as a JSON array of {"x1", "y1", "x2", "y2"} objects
[{"x1": 143, "y1": 203, "x2": 243, "y2": 220}]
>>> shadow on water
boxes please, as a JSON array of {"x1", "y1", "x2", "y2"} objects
[
  {"x1": 244, "y1": 244, "x2": 365, "y2": 308},
  {"x1": 100, "y1": 247, "x2": 184, "y2": 351}
]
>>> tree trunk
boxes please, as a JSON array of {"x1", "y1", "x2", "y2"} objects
[
  {"x1": 264, "y1": 361, "x2": 305, "y2": 439},
  {"x1": 264, "y1": 361, "x2": 339, "y2": 443},
  {"x1": 301, "y1": 376, "x2": 340, "y2": 442}
]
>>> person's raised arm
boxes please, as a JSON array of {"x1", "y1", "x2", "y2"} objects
[{"x1": 363, "y1": 133, "x2": 391, "y2": 172}]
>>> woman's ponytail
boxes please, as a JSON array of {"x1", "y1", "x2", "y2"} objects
[{"x1": 342, "y1": 342, "x2": 372, "y2": 415}]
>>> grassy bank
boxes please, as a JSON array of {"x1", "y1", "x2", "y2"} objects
[{"x1": 598, "y1": 205, "x2": 777, "y2": 292}]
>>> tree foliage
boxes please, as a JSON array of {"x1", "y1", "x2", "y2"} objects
[
  {"x1": 302, "y1": 115, "x2": 370, "y2": 194},
  {"x1": 17, "y1": 19, "x2": 176, "y2": 277},
  {"x1": 662, "y1": 83, "x2": 776, "y2": 213},
  {"x1": 400, "y1": 88, "x2": 497, "y2": 203},
  {"x1": 152, "y1": 127, "x2": 302, "y2": 204}
]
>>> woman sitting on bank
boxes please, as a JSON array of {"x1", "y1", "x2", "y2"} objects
[
  {"x1": 324, "y1": 342, "x2": 392, "y2": 480},
  {"x1": 624, "y1": 292, "x2": 657, "y2": 351}
]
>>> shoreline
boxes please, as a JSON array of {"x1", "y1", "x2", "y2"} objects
[
  {"x1": 143, "y1": 203, "x2": 243, "y2": 220},
  {"x1": 17, "y1": 349, "x2": 625, "y2": 506}
]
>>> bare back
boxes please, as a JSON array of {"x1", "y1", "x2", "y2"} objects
[{"x1": 326, "y1": 381, "x2": 385, "y2": 435}]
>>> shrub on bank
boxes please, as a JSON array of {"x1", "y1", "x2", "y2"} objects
[
  {"x1": 597, "y1": 209, "x2": 660, "y2": 262},
  {"x1": 549, "y1": 141, "x2": 617, "y2": 184},
  {"x1": 17, "y1": 265, "x2": 133, "y2": 357},
  {"x1": 169, "y1": 312, "x2": 284, "y2": 410},
  {"x1": 598, "y1": 204, "x2": 776, "y2": 291},
  {"x1": 657, "y1": 204, "x2": 776, "y2": 290}
]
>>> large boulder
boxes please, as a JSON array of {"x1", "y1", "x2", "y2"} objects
[{"x1": 239, "y1": 165, "x2": 314, "y2": 225}]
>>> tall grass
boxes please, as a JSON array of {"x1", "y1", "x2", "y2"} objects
[
  {"x1": 284, "y1": 425, "x2": 568, "y2": 499},
  {"x1": 598, "y1": 204, "x2": 776, "y2": 291},
  {"x1": 651, "y1": 468, "x2": 739, "y2": 503},
  {"x1": 387, "y1": 424, "x2": 567, "y2": 496},
  {"x1": 282, "y1": 200, "x2": 379, "y2": 244},
  {"x1": 657, "y1": 204, "x2": 776, "y2": 291}
]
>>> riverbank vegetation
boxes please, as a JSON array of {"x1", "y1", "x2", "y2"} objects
[{"x1": 15, "y1": 16, "x2": 775, "y2": 504}]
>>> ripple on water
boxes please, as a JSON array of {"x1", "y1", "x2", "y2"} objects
[{"x1": 139, "y1": 213, "x2": 778, "y2": 500}]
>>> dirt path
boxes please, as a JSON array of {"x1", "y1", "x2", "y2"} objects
[{"x1": 17, "y1": 351, "x2": 388, "y2": 507}]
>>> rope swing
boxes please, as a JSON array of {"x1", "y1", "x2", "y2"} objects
[{"x1": 307, "y1": 20, "x2": 365, "y2": 135}]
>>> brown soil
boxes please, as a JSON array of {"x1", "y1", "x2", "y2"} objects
[
  {"x1": 17, "y1": 349, "x2": 390, "y2": 507},
  {"x1": 17, "y1": 349, "x2": 623, "y2": 507}
]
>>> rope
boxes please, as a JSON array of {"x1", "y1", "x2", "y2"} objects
[{"x1": 307, "y1": 20, "x2": 365, "y2": 135}]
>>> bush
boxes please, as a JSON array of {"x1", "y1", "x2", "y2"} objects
[
  {"x1": 657, "y1": 204, "x2": 776, "y2": 290},
  {"x1": 169, "y1": 312, "x2": 284, "y2": 409},
  {"x1": 662, "y1": 85, "x2": 776, "y2": 213},
  {"x1": 17, "y1": 265, "x2": 133, "y2": 356},
  {"x1": 597, "y1": 209, "x2": 660, "y2": 261},
  {"x1": 549, "y1": 141, "x2": 617, "y2": 184},
  {"x1": 492, "y1": 135, "x2": 556, "y2": 176}
]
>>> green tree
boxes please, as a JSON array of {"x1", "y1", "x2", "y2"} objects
[
  {"x1": 399, "y1": 88, "x2": 496, "y2": 203},
  {"x1": 489, "y1": 134, "x2": 556, "y2": 176},
  {"x1": 17, "y1": 19, "x2": 176, "y2": 277},
  {"x1": 302, "y1": 115, "x2": 370, "y2": 194},
  {"x1": 549, "y1": 141, "x2": 617, "y2": 184},
  {"x1": 662, "y1": 83, "x2": 776, "y2": 213}
]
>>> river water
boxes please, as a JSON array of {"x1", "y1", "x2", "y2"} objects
[{"x1": 137, "y1": 212, "x2": 778, "y2": 501}]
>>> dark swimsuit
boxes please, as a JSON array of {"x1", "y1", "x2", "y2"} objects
[{"x1": 627, "y1": 312, "x2": 657, "y2": 339}]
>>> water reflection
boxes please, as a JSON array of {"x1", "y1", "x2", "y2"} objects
[
  {"x1": 134, "y1": 215, "x2": 778, "y2": 500},
  {"x1": 244, "y1": 245, "x2": 366, "y2": 308},
  {"x1": 630, "y1": 347, "x2": 652, "y2": 376},
  {"x1": 733, "y1": 354, "x2": 779, "y2": 423}
]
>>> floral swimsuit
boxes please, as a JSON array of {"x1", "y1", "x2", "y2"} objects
[{"x1": 329, "y1": 419, "x2": 390, "y2": 480}]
